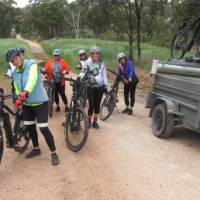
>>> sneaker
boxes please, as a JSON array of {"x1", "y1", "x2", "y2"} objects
[
  {"x1": 122, "y1": 108, "x2": 129, "y2": 113},
  {"x1": 51, "y1": 153, "x2": 60, "y2": 166},
  {"x1": 56, "y1": 106, "x2": 60, "y2": 112},
  {"x1": 128, "y1": 108, "x2": 133, "y2": 115},
  {"x1": 25, "y1": 149, "x2": 41, "y2": 159},
  {"x1": 65, "y1": 106, "x2": 70, "y2": 112},
  {"x1": 92, "y1": 121, "x2": 100, "y2": 129}
]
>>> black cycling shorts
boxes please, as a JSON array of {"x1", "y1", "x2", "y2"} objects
[{"x1": 23, "y1": 102, "x2": 49, "y2": 127}]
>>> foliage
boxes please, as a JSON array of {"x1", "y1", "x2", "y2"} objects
[
  {"x1": 41, "y1": 38, "x2": 170, "y2": 72},
  {"x1": 0, "y1": 0, "x2": 199, "y2": 60}
]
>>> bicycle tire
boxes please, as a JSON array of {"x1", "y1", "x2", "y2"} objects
[
  {"x1": 171, "y1": 32, "x2": 187, "y2": 59},
  {"x1": 64, "y1": 107, "x2": 88, "y2": 152},
  {"x1": 13, "y1": 115, "x2": 30, "y2": 153},
  {"x1": 0, "y1": 128, "x2": 4, "y2": 163},
  {"x1": 99, "y1": 91, "x2": 117, "y2": 121}
]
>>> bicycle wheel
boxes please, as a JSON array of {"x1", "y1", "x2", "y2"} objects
[
  {"x1": 99, "y1": 91, "x2": 117, "y2": 121},
  {"x1": 171, "y1": 31, "x2": 187, "y2": 59},
  {"x1": 64, "y1": 107, "x2": 88, "y2": 152},
  {"x1": 13, "y1": 115, "x2": 30, "y2": 153},
  {"x1": 48, "y1": 86, "x2": 54, "y2": 118},
  {"x1": 0, "y1": 128, "x2": 4, "y2": 163}
]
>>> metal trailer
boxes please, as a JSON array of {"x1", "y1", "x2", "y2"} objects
[{"x1": 146, "y1": 60, "x2": 200, "y2": 138}]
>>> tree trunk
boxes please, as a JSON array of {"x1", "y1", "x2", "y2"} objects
[
  {"x1": 137, "y1": 16, "x2": 141, "y2": 59},
  {"x1": 129, "y1": 37, "x2": 133, "y2": 60}
]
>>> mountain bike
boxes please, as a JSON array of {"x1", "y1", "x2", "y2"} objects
[
  {"x1": 99, "y1": 68, "x2": 119, "y2": 121},
  {"x1": 44, "y1": 76, "x2": 56, "y2": 118},
  {"x1": 38, "y1": 62, "x2": 55, "y2": 118},
  {"x1": 62, "y1": 68, "x2": 97, "y2": 152},
  {"x1": 0, "y1": 88, "x2": 30, "y2": 163},
  {"x1": 171, "y1": 16, "x2": 200, "y2": 59},
  {"x1": 41, "y1": 71, "x2": 59, "y2": 118},
  {"x1": 62, "y1": 76, "x2": 90, "y2": 152}
]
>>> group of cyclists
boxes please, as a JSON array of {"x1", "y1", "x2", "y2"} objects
[{"x1": 4, "y1": 45, "x2": 138, "y2": 166}]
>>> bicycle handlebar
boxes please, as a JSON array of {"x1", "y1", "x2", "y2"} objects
[
  {"x1": 107, "y1": 68, "x2": 118, "y2": 76},
  {"x1": 2, "y1": 95, "x2": 13, "y2": 100}
]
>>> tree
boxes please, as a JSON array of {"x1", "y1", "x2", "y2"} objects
[
  {"x1": 111, "y1": 0, "x2": 144, "y2": 59},
  {"x1": 63, "y1": 2, "x2": 81, "y2": 38},
  {"x1": 0, "y1": 0, "x2": 18, "y2": 37},
  {"x1": 134, "y1": 0, "x2": 144, "y2": 59}
]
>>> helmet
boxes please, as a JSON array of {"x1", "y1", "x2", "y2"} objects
[
  {"x1": 53, "y1": 48, "x2": 61, "y2": 55},
  {"x1": 117, "y1": 52, "x2": 126, "y2": 61},
  {"x1": 17, "y1": 47, "x2": 25, "y2": 54},
  {"x1": 78, "y1": 49, "x2": 86, "y2": 55},
  {"x1": 6, "y1": 48, "x2": 20, "y2": 62},
  {"x1": 90, "y1": 45, "x2": 101, "y2": 53}
]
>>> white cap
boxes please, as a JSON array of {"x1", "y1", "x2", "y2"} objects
[
  {"x1": 117, "y1": 52, "x2": 126, "y2": 61},
  {"x1": 78, "y1": 49, "x2": 86, "y2": 55}
]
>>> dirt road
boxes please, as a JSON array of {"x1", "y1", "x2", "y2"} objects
[{"x1": 1, "y1": 39, "x2": 200, "y2": 200}]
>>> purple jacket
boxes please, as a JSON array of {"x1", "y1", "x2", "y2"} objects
[{"x1": 117, "y1": 59, "x2": 136, "y2": 81}]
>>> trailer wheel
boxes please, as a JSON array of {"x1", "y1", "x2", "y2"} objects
[{"x1": 152, "y1": 103, "x2": 174, "y2": 138}]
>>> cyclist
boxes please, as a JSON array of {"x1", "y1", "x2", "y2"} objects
[
  {"x1": 78, "y1": 49, "x2": 88, "y2": 70},
  {"x1": 6, "y1": 48, "x2": 25, "y2": 110},
  {"x1": 117, "y1": 52, "x2": 138, "y2": 115},
  {"x1": 45, "y1": 48, "x2": 70, "y2": 112},
  {"x1": 85, "y1": 45, "x2": 108, "y2": 129},
  {"x1": 8, "y1": 48, "x2": 59, "y2": 166},
  {"x1": 6, "y1": 48, "x2": 25, "y2": 77}
]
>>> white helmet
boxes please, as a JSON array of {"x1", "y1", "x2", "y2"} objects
[
  {"x1": 78, "y1": 49, "x2": 86, "y2": 55},
  {"x1": 90, "y1": 45, "x2": 101, "y2": 53},
  {"x1": 117, "y1": 52, "x2": 126, "y2": 61}
]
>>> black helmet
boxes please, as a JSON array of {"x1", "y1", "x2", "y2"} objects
[
  {"x1": 17, "y1": 47, "x2": 25, "y2": 54},
  {"x1": 6, "y1": 48, "x2": 20, "y2": 62}
]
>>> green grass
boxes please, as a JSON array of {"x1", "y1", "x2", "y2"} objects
[
  {"x1": 41, "y1": 38, "x2": 171, "y2": 72},
  {"x1": 0, "y1": 39, "x2": 31, "y2": 74}
]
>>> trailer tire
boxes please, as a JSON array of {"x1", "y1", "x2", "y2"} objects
[{"x1": 152, "y1": 103, "x2": 174, "y2": 138}]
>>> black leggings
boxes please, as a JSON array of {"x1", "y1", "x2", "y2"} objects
[
  {"x1": 26, "y1": 125, "x2": 56, "y2": 152},
  {"x1": 124, "y1": 81, "x2": 137, "y2": 108},
  {"x1": 87, "y1": 86, "x2": 104, "y2": 116},
  {"x1": 23, "y1": 103, "x2": 56, "y2": 152},
  {"x1": 54, "y1": 83, "x2": 68, "y2": 105}
]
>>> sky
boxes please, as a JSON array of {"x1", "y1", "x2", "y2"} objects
[{"x1": 15, "y1": 0, "x2": 74, "y2": 8}]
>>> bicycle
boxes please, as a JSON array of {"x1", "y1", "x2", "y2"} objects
[
  {"x1": 0, "y1": 88, "x2": 30, "y2": 163},
  {"x1": 62, "y1": 76, "x2": 90, "y2": 152},
  {"x1": 41, "y1": 71, "x2": 58, "y2": 118},
  {"x1": 44, "y1": 75, "x2": 56, "y2": 118},
  {"x1": 62, "y1": 69, "x2": 97, "y2": 152},
  {"x1": 171, "y1": 16, "x2": 200, "y2": 59},
  {"x1": 38, "y1": 62, "x2": 55, "y2": 118},
  {"x1": 99, "y1": 68, "x2": 119, "y2": 121}
]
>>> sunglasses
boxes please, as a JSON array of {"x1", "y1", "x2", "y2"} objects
[
  {"x1": 54, "y1": 54, "x2": 60, "y2": 57},
  {"x1": 91, "y1": 52, "x2": 100, "y2": 55},
  {"x1": 80, "y1": 54, "x2": 85, "y2": 56}
]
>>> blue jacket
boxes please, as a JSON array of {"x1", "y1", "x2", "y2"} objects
[
  {"x1": 117, "y1": 59, "x2": 136, "y2": 81},
  {"x1": 13, "y1": 59, "x2": 48, "y2": 105}
]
